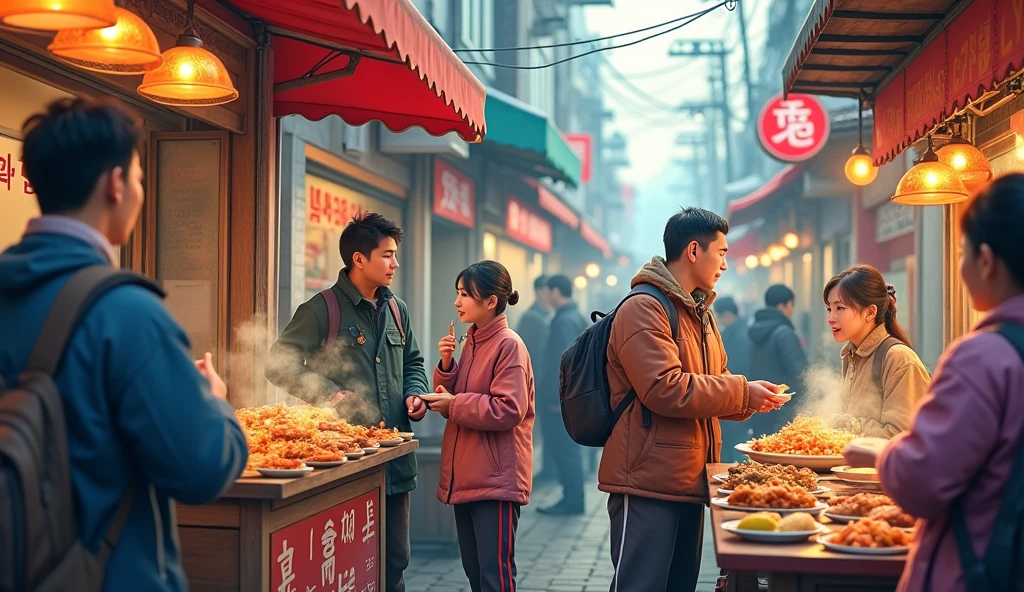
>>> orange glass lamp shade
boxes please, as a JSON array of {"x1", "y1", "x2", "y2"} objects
[
  {"x1": 936, "y1": 133, "x2": 992, "y2": 189},
  {"x1": 138, "y1": 31, "x2": 237, "y2": 106},
  {"x1": 0, "y1": 0, "x2": 115, "y2": 30},
  {"x1": 48, "y1": 7, "x2": 161, "y2": 75},
  {"x1": 845, "y1": 145, "x2": 878, "y2": 186},
  {"x1": 892, "y1": 138, "x2": 969, "y2": 206}
]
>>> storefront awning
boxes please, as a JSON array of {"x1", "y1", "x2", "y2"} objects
[
  {"x1": 226, "y1": 0, "x2": 487, "y2": 142},
  {"x1": 726, "y1": 165, "x2": 805, "y2": 227},
  {"x1": 482, "y1": 88, "x2": 582, "y2": 187},
  {"x1": 580, "y1": 221, "x2": 612, "y2": 260},
  {"x1": 785, "y1": 0, "x2": 1024, "y2": 165},
  {"x1": 783, "y1": 0, "x2": 958, "y2": 99}
]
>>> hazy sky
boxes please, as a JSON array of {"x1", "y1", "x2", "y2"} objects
[{"x1": 583, "y1": 0, "x2": 771, "y2": 185}]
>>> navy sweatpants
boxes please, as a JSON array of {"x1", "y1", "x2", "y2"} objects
[{"x1": 454, "y1": 500, "x2": 521, "y2": 592}]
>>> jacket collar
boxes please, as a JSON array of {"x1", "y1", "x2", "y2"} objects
[
  {"x1": 335, "y1": 268, "x2": 393, "y2": 307},
  {"x1": 554, "y1": 301, "x2": 579, "y2": 317},
  {"x1": 468, "y1": 314, "x2": 509, "y2": 344},
  {"x1": 842, "y1": 323, "x2": 890, "y2": 359},
  {"x1": 631, "y1": 256, "x2": 717, "y2": 313}
]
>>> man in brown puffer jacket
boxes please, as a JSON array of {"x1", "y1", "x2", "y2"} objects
[{"x1": 601, "y1": 208, "x2": 786, "y2": 592}]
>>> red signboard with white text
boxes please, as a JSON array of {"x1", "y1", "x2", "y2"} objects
[
  {"x1": 756, "y1": 93, "x2": 830, "y2": 163},
  {"x1": 506, "y1": 197, "x2": 552, "y2": 253},
  {"x1": 564, "y1": 133, "x2": 593, "y2": 183},
  {"x1": 271, "y1": 491, "x2": 379, "y2": 592},
  {"x1": 432, "y1": 159, "x2": 475, "y2": 228}
]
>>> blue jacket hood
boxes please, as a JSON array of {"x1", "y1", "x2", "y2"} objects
[{"x1": 0, "y1": 233, "x2": 108, "y2": 296}]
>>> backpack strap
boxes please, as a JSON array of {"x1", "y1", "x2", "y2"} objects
[
  {"x1": 320, "y1": 288, "x2": 341, "y2": 348},
  {"x1": 387, "y1": 298, "x2": 406, "y2": 345},
  {"x1": 870, "y1": 336, "x2": 902, "y2": 396},
  {"x1": 952, "y1": 322, "x2": 1024, "y2": 592},
  {"x1": 610, "y1": 284, "x2": 680, "y2": 429},
  {"x1": 25, "y1": 266, "x2": 161, "y2": 568},
  {"x1": 27, "y1": 266, "x2": 164, "y2": 375}
]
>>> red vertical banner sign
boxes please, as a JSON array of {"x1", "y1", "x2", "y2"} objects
[
  {"x1": 873, "y1": 71, "x2": 907, "y2": 166},
  {"x1": 563, "y1": 133, "x2": 593, "y2": 183},
  {"x1": 904, "y1": 33, "x2": 948, "y2": 144},
  {"x1": 505, "y1": 197, "x2": 552, "y2": 252},
  {"x1": 946, "y1": 0, "x2": 995, "y2": 114},
  {"x1": 996, "y1": 0, "x2": 1024, "y2": 81},
  {"x1": 271, "y1": 491, "x2": 379, "y2": 592},
  {"x1": 432, "y1": 159, "x2": 475, "y2": 228}
]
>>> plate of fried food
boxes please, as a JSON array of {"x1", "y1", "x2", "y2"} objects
[
  {"x1": 824, "y1": 493, "x2": 915, "y2": 527},
  {"x1": 250, "y1": 455, "x2": 315, "y2": 478},
  {"x1": 717, "y1": 462, "x2": 827, "y2": 495},
  {"x1": 737, "y1": 416, "x2": 856, "y2": 470},
  {"x1": 711, "y1": 483, "x2": 828, "y2": 515},
  {"x1": 817, "y1": 517, "x2": 912, "y2": 555},
  {"x1": 399, "y1": 432, "x2": 415, "y2": 441},
  {"x1": 722, "y1": 511, "x2": 828, "y2": 543}
]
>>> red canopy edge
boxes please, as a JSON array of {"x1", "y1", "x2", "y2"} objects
[{"x1": 727, "y1": 165, "x2": 805, "y2": 216}]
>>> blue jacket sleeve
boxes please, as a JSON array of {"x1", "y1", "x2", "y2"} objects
[{"x1": 102, "y1": 288, "x2": 248, "y2": 505}]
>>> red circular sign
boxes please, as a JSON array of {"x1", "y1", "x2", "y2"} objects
[{"x1": 756, "y1": 93, "x2": 830, "y2": 162}]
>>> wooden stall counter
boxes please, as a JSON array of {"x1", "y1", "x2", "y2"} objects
[
  {"x1": 179, "y1": 440, "x2": 418, "y2": 592},
  {"x1": 707, "y1": 463, "x2": 905, "y2": 592}
]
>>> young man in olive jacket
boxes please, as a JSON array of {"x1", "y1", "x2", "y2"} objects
[{"x1": 266, "y1": 213, "x2": 430, "y2": 592}]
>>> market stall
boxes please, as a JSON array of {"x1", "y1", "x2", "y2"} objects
[{"x1": 179, "y1": 440, "x2": 418, "y2": 592}]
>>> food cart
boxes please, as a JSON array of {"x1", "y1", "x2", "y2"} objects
[
  {"x1": 178, "y1": 440, "x2": 418, "y2": 592},
  {"x1": 707, "y1": 462, "x2": 906, "y2": 592}
]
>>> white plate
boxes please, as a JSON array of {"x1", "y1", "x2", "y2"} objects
[
  {"x1": 256, "y1": 466, "x2": 314, "y2": 478},
  {"x1": 711, "y1": 497, "x2": 827, "y2": 515},
  {"x1": 378, "y1": 438, "x2": 403, "y2": 447},
  {"x1": 817, "y1": 533, "x2": 909, "y2": 555},
  {"x1": 735, "y1": 443, "x2": 846, "y2": 471},
  {"x1": 712, "y1": 472, "x2": 731, "y2": 484},
  {"x1": 722, "y1": 520, "x2": 828, "y2": 543},
  {"x1": 822, "y1": 510, "x2": 866, "y2": 523},
  {"x1": 718, "y1": 486, "x2": 829, "y2": 496},
  {"x1": 305, "y1": 459, "x2": 346, "y2": 468},
  {"x1": 831, "y1": 466, "x2": 882, "y2": 483},
  {"x1": 399, "y1": 432, "x2": 414, "y2": 441},
  {"x1": 363, "y1": 446, "x2": 380, "y2": 455},
  {"x1": 345, "y1": 450, "x2": 366, "y2": 460}
]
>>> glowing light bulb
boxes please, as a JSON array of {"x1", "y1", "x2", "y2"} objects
[
  {"x1": 925, "y1": 171, "x2": 939, "y2": 187},
  {"x1": 759, "y1": 254, "x2": 772, "y2": 267},
  {"x1": 951, "y1": 153, "x2": 967, "y2": 170},
  {"x1": 177, "y1": 61, "x2": 194, "y2": 79},
  {"x1": 783, "y1": 232, "x2": 799, "y2": 250},
  {"x1": 744, "y1": 255, "x2": 758, "y2": 269}
]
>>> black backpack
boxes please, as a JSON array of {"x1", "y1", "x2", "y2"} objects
[
  {"x1": 952, "y1": 323, "x2": 1024, "y2": 592},
  {"x1": 0, "y1": 266, "x2": 163, "y2": 592},
  {"x1": 558, "y1": 284, "x2": 678, "y2": 447}
]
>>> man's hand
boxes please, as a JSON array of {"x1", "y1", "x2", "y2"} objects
[
  {"x1": 421, "y1": 386, "x2": 455, "y2": 419},
  {"x1": 406, "y1": 395, "x2": 428, "y2": 421},
  {"x1": 747, "y1": 380, "x2": 786, "y2": 413},
  {"x1": 194, "y1": 352, "x2": 227, "y2": 400}
]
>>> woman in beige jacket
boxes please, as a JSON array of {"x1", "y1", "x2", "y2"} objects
[{"x1": 824, "y1": 265, "x2": 931, "y2": 438}]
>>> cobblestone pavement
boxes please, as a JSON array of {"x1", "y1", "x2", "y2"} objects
[{"x1": 407, "y1": 476, "x2": 721, "y2": 592}]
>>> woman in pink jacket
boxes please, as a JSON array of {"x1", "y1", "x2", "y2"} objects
[
  {"x1": 844, "y1": 174, "x2": 1024, "y2": 592},
  {"x1": 422, "y1": 260, "x2": 535, "y2": 592}
]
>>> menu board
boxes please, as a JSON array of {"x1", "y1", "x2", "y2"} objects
[
  {"x1": 155, "y1": 135, "x2": 224, "y2": 362},
  {"x1": 0, "y1": 134, "x2": 37, "y2": 253}
]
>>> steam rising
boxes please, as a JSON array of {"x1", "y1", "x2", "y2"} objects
[{"x1": 790, "y1": 330, "x2": 847, "y2": 422}]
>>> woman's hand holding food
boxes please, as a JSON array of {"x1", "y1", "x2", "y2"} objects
[{"x1": 421, "y1": 386, "x2": 455, "y2": 419}]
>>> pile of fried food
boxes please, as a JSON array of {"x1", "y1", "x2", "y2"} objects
[
  {"x1": 829, "y1": 517, "x2": 913, "y2": 548},
  {"x1": 235, "y1": 404, "x2": 401, "y2": 475},
  {"x1": 828, "y1": 493, "x2": 916, "y2": 528},
  {"x1": 748, "y1": 415, "x2": 856, "y2": 456},
  {"x1": 723, "y1": 462, "x2": 818, "y2": 491},
  {"x1": 727, "y1": 483, "x2": 818, "y2": 509}
]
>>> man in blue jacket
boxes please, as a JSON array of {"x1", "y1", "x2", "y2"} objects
[{"x1": 0, "y1": 97, "x2": 248, "y2": 591}]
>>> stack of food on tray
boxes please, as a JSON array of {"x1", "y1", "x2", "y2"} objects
[{"x1": 235, "y1": 403, "x2": 403, "y2": 476}]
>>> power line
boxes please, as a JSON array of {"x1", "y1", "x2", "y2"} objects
[
  {"x1": 453, "y1": 5, "x2": 729, "y2": 54},
  {"x1": 460, "y1": 3, "x2": 728, "y2": 70},
  {"x1": 599, "y1": 57, "x2": 705, "y2": 111}
]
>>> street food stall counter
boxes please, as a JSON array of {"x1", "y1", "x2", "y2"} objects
[
  {"x1": 707, "y1": 462, "x2": 905, "y2": 592},
  {"x1": 178, "y1": 440, "x2": 418, "y2": 592}
]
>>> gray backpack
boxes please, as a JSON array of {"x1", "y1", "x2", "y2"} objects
[{"x1": 0, "y1": 266, "x2": 163, "y2": 592}]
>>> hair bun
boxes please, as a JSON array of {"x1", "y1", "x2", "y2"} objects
[{"x1": 508, "y1": 290, "x2": 520, "y2": 306}]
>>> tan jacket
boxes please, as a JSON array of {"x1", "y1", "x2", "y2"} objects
[
  {"x1": 598, "y1": 257, "x2": 752, "y2": 504},
  {"x1": 840, "y1": 323, "x2": 931, "y2": 438}
]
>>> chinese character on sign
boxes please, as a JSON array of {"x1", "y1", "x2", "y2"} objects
[
  {"x1": 338, "y1": 567, "x2": 356, "y2": 592},
  {"x1": 770, "y1": 100, "x2": 815, "y2": 149},
  {"x1": 322, "y1": 519, "x2": 338, "y2": 586},
  {"x1": 365, "y1": 556, "x2": 374, "y2": 572},
  {"x1": 440, "y1": 170, "x2": 460, "y2": 213},
  {"x1": 340, "y1": 510, "x2": 356, "y2": 544},
  {"x1": 756, "y1": 93, "x2": 829, "y2": 163},
  {"x1": 277, "y1": 539, "x2": 297, "y2": 592},
  {"x1": 360, "y1": 583, "x2": 376, "y2": 592},
  {"x1": 362, "y1": 500, "x2": 376, "y2": 543},
  {"x1": 18, "y1": 156, "x2": 32, "y2": 194},
  {"x1": 0, "y1": 152, "x2": 14, "y2": 191}
]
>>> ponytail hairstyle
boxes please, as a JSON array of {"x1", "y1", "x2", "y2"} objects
[
  {"x1": 455, "y1": 260, "x2": 519, "y2": 314},
  {"x1": 823, "y1": 264, "x2": 912, "y2": 347}
]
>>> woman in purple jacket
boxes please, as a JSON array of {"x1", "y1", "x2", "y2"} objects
[{"x1": 844, "y1": 173, "x2": 1024, "y2": 592}]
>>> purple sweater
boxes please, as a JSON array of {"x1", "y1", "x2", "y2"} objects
[{"x1": 878, "y1": 294, "x2": 1024, "y2": 592}]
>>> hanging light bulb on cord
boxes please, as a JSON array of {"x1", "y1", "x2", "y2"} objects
[{"x1": 845, "y1": 94, "x2": 879, "y2": 186}]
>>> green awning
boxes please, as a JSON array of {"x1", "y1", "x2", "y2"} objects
[{"x1": 481, "y1": 87, "x2": 581, "y2": 187}]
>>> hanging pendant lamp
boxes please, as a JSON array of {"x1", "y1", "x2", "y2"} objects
[
  {"x1": 0, "y1": 0, "x2": 115, "y2": 31},
  {"x1": 137, "y1": 0, "x2": 237, "y2": 106},
  {"x1": 49, "y1": 6, "x2": 161, "y2": 74},
  {"x1": 936, "y1": 119, "x2": 992, "y2": 189},
  {"x1": 892, "y1": 136, "x2": 969, "y2": 205},
  {"x1": 845, "y1": 95, "x2": 879, "y2": 186}
]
